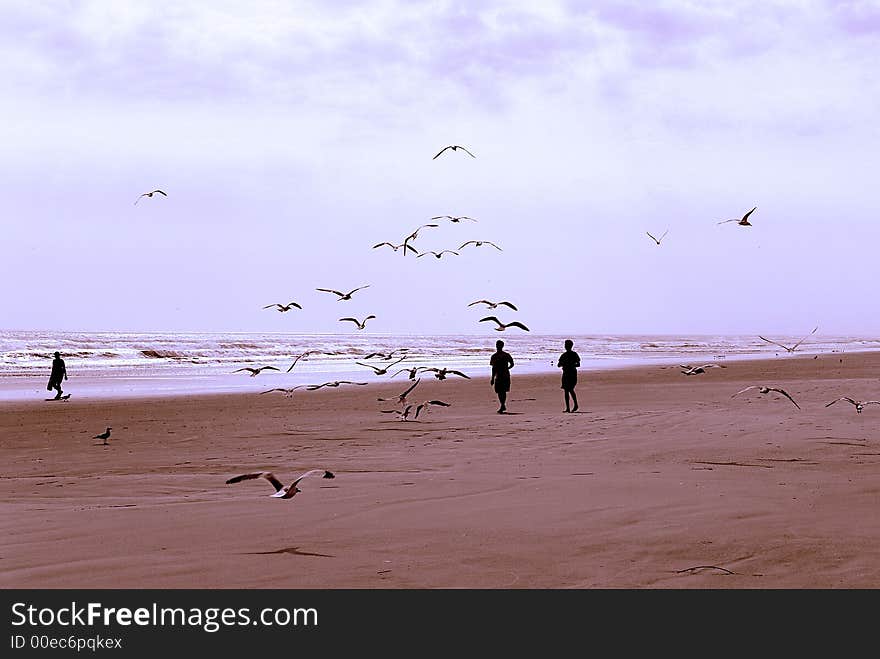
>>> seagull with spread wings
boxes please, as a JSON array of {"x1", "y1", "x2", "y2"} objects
[
  {"x1": 732, "y1": 386, "x2": 801, "y2": 409},
  {"x1": 381, "y1": 405, "x2": 415, "y2": 421},
  {"x1": 433, "y1": 145, "x2": 476, "y2": 159},
  {"x1": 377, "y1": 378, "x2": 421, "y2": 405},
  {"x1": 758, "y1": 326, "x2": 818, "y2": 353},
  {"x1": 316, "y1": 285, "x2": 370, "y2": 301},
  {"x1": 418, "y1": 250, "x2": 459, "y2": 260},
  {"x1": 305, "y1": 380, "x2": 368, "y2": 390},
  {"x1": 422, "y1": 367, "x2": 470, "y2": 381},
  {"x1": 373, "y1": 242, "x2": 419, "y2": 255},
  {"x1": 679, "y1": 364, "x2": 726, "y2": 376},
  {"x1": 260, "y1": 387, "x2": 305, "y2": 397},
  {"x1": 226, "y1": 469, "x2": 335, "y2": 499},
  {"x1": 357, "y1": 356, "x2": 407, "y2": 375},
  {"x1": 286, "y1": 351, "x2": 316, "y2": 373},
  {"x1": 363, "y1": 348, "x2": 410, "y2": 361},
  {"x1": 234, "y1": 366, "x2": 280, "y2": 377},
  {"x1": 717, "y1": 206, "x2": 757, "y2": 226},
  {"x1": 402, "y1": 224, "x2": 439, "y2": 254},
  {"x1": 469, "y1": 299, "x2": 518, "y2": 311},
  {"x1": 134, "y1": 189, "x2": 167, "y2": 205},
  {"x1": 340, "y1": 315, "x2": 376, "y2": 330},
  {"x1": 263, "y1": 301, "x2": 302, "y2": 312},
  {"x1": 459, "y1": 240, "x2": 502, "y2": 251},
  {"x1": 479, "y1": 316, "x2": 530, "y2": 332},
  {"x1": 431, "y1": 215, "x2": 478, "y2": 223},
  {"x1": 415, "y1": 399, "x2": 451, "y2": 419},
  {"x1": 392, "y1": 366, "x2": 426, "y2": 381},
  {"x1": 646, "y1": 230, "x2": 669, "y2": 245},
  {"x1": 825, "y1": 397, "x2": 880, "y2": 414}
]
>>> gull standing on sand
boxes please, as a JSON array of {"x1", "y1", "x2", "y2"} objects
[
  {"x1": 263, "y1": 302, "x2": 302, "y2": 312},
  {"x1": 433, "y1": 145, "x2": 476, "y2": 159},
  {"x1": 226, "y1": 469, "x2": 335, "y2": 499},
  {"x1": 825, "y1": 397, "x2": 880, "y2": 414},
  {"x1": 717, "y1": 206, "x2": 757, "y2": 226},
  {"x1": 377, "y1": 378, "x2": 421, "y2": 405},
  {"x1": 134, "y1": 189, "x2": 167, "y2": 205},
  {"x1": 479, "y1": 316, "x2": 530, "y2": 332},
  {"x1": 646, "y1": 230, "x2": 668, "y2": 245},
  {"x1": 93, "y1": 427, "x2": 112, "y2": 445},
  {"x1": 758, "y1": 326, "x2": 818, "y2": 353},
  {"x1": 469, "y1": 299, "x2": 518, "y2": 311},
  {"x1": 459, "y1": 240, "x2": 502, "y2": 251},
  {"x1": 731, "y1": 386, "x2": 801, "y2": 409},
  {"x1": 234, "y1": 366, "x2": 280, "y2": 377},
  {"x1": 340, "y1": 315, "x2": 376, "y2": 330},
  {"x1": 431, "y1": 215, "x2": 478, "y2": 223},
  {"x1": 316, "y1": 285, "x2": 370, "y2": 301},
  {"x1": 356, "y1": 356, "x2": 407, "y2": 375},
  {"x1": 679, "y1": 364, "x2": 726, "y2": 376}
]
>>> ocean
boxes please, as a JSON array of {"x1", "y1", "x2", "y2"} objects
[{"x1": 0, "y1": 330, "x2": 876, "y2": 400}]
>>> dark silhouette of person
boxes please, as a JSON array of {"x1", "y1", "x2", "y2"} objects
[
  {"x1": 557, "y1": 339, "x2": 580, "y2": 412},
  {"x1": 490, "y1": 339, "x2": 514, "y2": 413},
  {"x1": 47, "y1": 351, "x2": 68, "y2": 399}
]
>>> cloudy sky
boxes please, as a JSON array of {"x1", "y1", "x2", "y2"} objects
[{"x1": 1, "y1": 0, "x2": 878, "y2": 335}]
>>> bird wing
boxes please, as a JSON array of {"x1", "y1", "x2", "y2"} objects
[
  {"x1": 506, "y1": 321, "x2": 530, "y2": 331},
  {"x1": 484, "y1": 242, "x2": 502, "y2": 250},
  {"x1": 825, "y1": 397, "x2": 852, "y2": 407},
  {"x1": 155, "y1": 190, "x2": 167, "y2": 196},
  {"x1": 401, "y1": 378, "x2": 421, "y2": 397},
  {"x1": 469, "y1": 300, "x2": 491, "y2": 307},
  {"x1": 646, "y1": 232, "x2": 658, "y2": 243},
  {"x1": 758, "y1": 336, "x2": 792, "y2": 351},
  {"x1": 458, "y1": 146, "x2": 476, "y2": 158},
  {"x1": 339, "y1": 317, "x2": 359, "y2": 324},
  {"x1": 769, "y1": 388, "x2": 801, "y2": 409},
  {"x1": 716, "y1": 219, "x2": 737, "y2": 225},
  {"x1": 731, "y1": 386, "x2": 760, "y2": 398},
  {"x1": 373, "y1": 242, "x2": 394, "y2": 249},
  {"x1": 226, "y1": 471, "x2": 285, "y2": 492},
  {"x1": 498, "y1": 301, "x2": 518, "y2": 311},
  {"x1": 448, "y1": 370, "x2": 471, "y2": 378},
  {"x1": 742, "y1": 206, "x2": 757, "y2": 222},
  {"x1": 348, "y1": 285, "x2": 370, "y2": 295},
  {"x1": 426, "y1": 400, "x2": 451, "y2": 406},
  {"x1": 404, "y1": 243, "x2": 419, "y2": 254},
  {"x1": 459, "y1": 241, "x2": 477, "y2": 249},
  {"x1": 356, "y1": 362, "x2": 381, "y2": 373},
  {"x1": 479, "y1": 316, "x2": 502, "y2": 327},
  {"x1": 659, "y1": 229, "x2": 669, "y2": 241},
  {"x1": 791, "y1": 326, "x2": 818, "y2": 350},
  {"x1": 233, "y1": 368, "x2": 254, "y2": 373},
  {"x1": 290, "y1": 469, "x2": 335, "y2": 489},
  {"x1": 432, "y1": 146, "x2": 452, "y2": 159},
  {"x1": 288, "y1": 302, "x2": 302, "y2": 309},
  {"x1": 259, "y1": 366, "x2": 280, "y2": 372},
  {"x1": 317, "y1": 288, "x2": 345, "y2": 297},
  {"x1": 442, "y1": 250, "x2": 459, "y2": 256},
  {"x1": 263, "y1": 304, "x2": 279, "y2": 309}
]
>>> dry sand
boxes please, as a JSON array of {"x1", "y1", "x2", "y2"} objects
[{"x1": 2, "y1": 351, "x2": 879, "y2": 588}]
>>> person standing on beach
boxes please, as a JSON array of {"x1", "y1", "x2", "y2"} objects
[
  {"x1": 47, "y1": 351, "x2": 68, "y2": 399},
  {"x1": 490, "y1": 339, "x2": 514, "y2": 414},
  {"x1": 557, "y1": 339, "x2": 581, "y2": 413}
]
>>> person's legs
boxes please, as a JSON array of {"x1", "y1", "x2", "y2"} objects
[
  {"x1": 497, "y1": 391, "x2": 507, "y2": 413},
  {"x1": 563, "y1": 389, "x2": 571, "y2": 412},
  {"x1": 52, "y1": 383, "x2": 62, "y2": 399},
  {"x1": 570, "y1": 388, "x2": 578, "y2": 412}
]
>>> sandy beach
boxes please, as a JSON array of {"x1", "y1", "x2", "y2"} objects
[{"x1": 2, "y1": 351, "x2": 879, "y2": 589}]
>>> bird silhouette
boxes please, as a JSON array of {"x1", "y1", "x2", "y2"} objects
[
  {"x1": 373, "y1": 241, "x2": 419, "y2": 255},
  {"x1": 433, "y1": 145, "x2": 476, "y2": 159},
  {"x1": 357, "y1": 356, "x2": 407, "y2": 375},
  {"x1": 758, "y1": 327, "x2": 818, "y2": 353},
  {"x1": 134, "y1": 189, "x2": 167, "y2": 205},
  {"x1": 263, "y1": 302, "x2": 302, "y2": 312},
  {"x1": 731, "y1": 385, "x2": 800, "y2": 409},
  {"x1": 392, "y1": 366, "x2": 426, "y2": 380},
  {"x1": 646, "y1": 230, "x2": 668, "y2": 245},
  {"x1": 340, "y1": 315, "x2": 376, "y2": 330},
  {"x1": 316, "y1": 286, "x2": 370, "y2": 301},
  {"x1": 415, "y1": 399, "x2": 451, "y2": 419},
  {"x1": 717, "y1": 206, "x2": 757, "y2": 226},
  {"x1": 417, "y1": 250, "x2": 459, "y2": 259},
  {"x1": 377, "y1": 378, "x2": 422, "y2": 405},
  {"x1": 479, "y1": 316, "x2": 530, "y2": 332},
  {"x1": 422, "y1": 367, "x2": 470, "y2": 381},
  {"x1": 260, "y1": 387, "x2": 304, "y2": 397},
  {"x1": 226, "y1": 469, "x2": 335, "y2": 499},
  {"x1": 459, "y1": 240, "x2": 502, "y2": 251},
  {"x1": 469, "y1": 299, "x2": 518, "y2": 311},
  {"x1": 431, "y1": 215, "x2": 478, "y2": 223},
  {"x1": 305, "y1": 381, "x2": 368, "y2": 390},
  {"x1": 679, "y1": 364, "x2": 726, "y2": 376},
  {"x1": 234, "y1": 366, "x2": 280, "y2": 377},
  {"x1": 93, "y1": 427, "x2": 112, "y2": 445},
  {"x1": 825, "y1": 397, "x2": 880, "y2": 414}
]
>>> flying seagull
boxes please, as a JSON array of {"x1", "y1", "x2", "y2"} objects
[
  {"x1": 758, "y1": 326, "x2": 818, "y2": 353},
  {"x1": 381, "y1": 405, "x2": 414, "y2": 421},
  {"x1": 93, "y1": 427, "x2": 112, "y2": 445},
  {"x1": 286, "y1": 351, "x2": 316, "y2": 373},
  {"x1": 731, "y1": 385, "x2": 801, "y2": 409},
  {"x1": 263, "y1": 302, "x2": 302, "y2": 312},
  {"x1": 433, "y1": 145, "x2": 476, "y2": 160},
  {"x1": 305, "y1": 380, "x2": 368, "y2": 390},
  {"x1": 234, "y1": 366, "x2": 280, "y2": 377},
  {"x1": 431, "y1": 215, "x2": 478, "y2": 223},
  {"x1": 469, "y1": 299, "x2": 518, "y2": 311},
  {"x1": 316, "y1": 285, "x2": 370, "y2": 301},
  {"x1": 417, "y1": 250, "x2": 459, "y2": 259},
  {"x1": 679, "y1": 364, "x2": 726, "y2": 376},
  {"x1": 373, "y1": 241, "x2": 419, "y2": 255},
  {"x1": 363, "y1": 348, "x2": 410, "y2": 361},
  {"x1": 134, "y1": 189, "x2": 167, "y2": 205},
  {"x1": 646, "y1": 230, "x2": 669, "y2": 245},
  {"x1": 260, "y1": 387, "x2": 304, "y2": 397},
  {"x1": 479, "y1": 316, "x2": 530, "y2": 332},
  {"x1": 226, "y1": 469, "x2": 335, "y2": 499},
  {"x1": 422, "y1": 367, "x2": 471, "y2": 381},
  {"x1": 377, "y1": 378, "x2": 421, "y2": 405},
  {"x1": 403, "y1": 224, "x2": 439, "y2": 254},
  {"x1": 415, "y1": 399, "x2": 451, "y2": 419},
  {"x1": 825, "y1": 397, "x2": 880, "y2": 414},
  {"x1": 340, "y1": 315, "x2": 376, "y2": 330},
  {"x1": 357, "y1": 356, "x2": 407, "y2": 375},
  {"x1": 717, "y1": 206, "x2": 757, "y2": 226},
  {"x1": 392, "y1": 366, "x2": 426, "y2": 381},
  {"x1": 459, "y1": 240, "x2": 502, "y2": 251}
]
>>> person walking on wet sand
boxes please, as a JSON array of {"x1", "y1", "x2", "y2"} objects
[
  {"x1": 47, "y1": 351, "x2": 68, "y2": 399},
  {"x1": 490, "y1": 339, "x2": 514, "y2": 414},
  {"x1": 557, "y1": 339, "x2": 580, "y2": 412}
]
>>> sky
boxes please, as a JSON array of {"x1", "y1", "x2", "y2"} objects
[{"x1": 1, "y1": 0, "x2": 878, "y2": 336}]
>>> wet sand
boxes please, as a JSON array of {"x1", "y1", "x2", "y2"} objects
[{"x1": 2, "y1": 351, "x2": 879, "y2": 588}]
